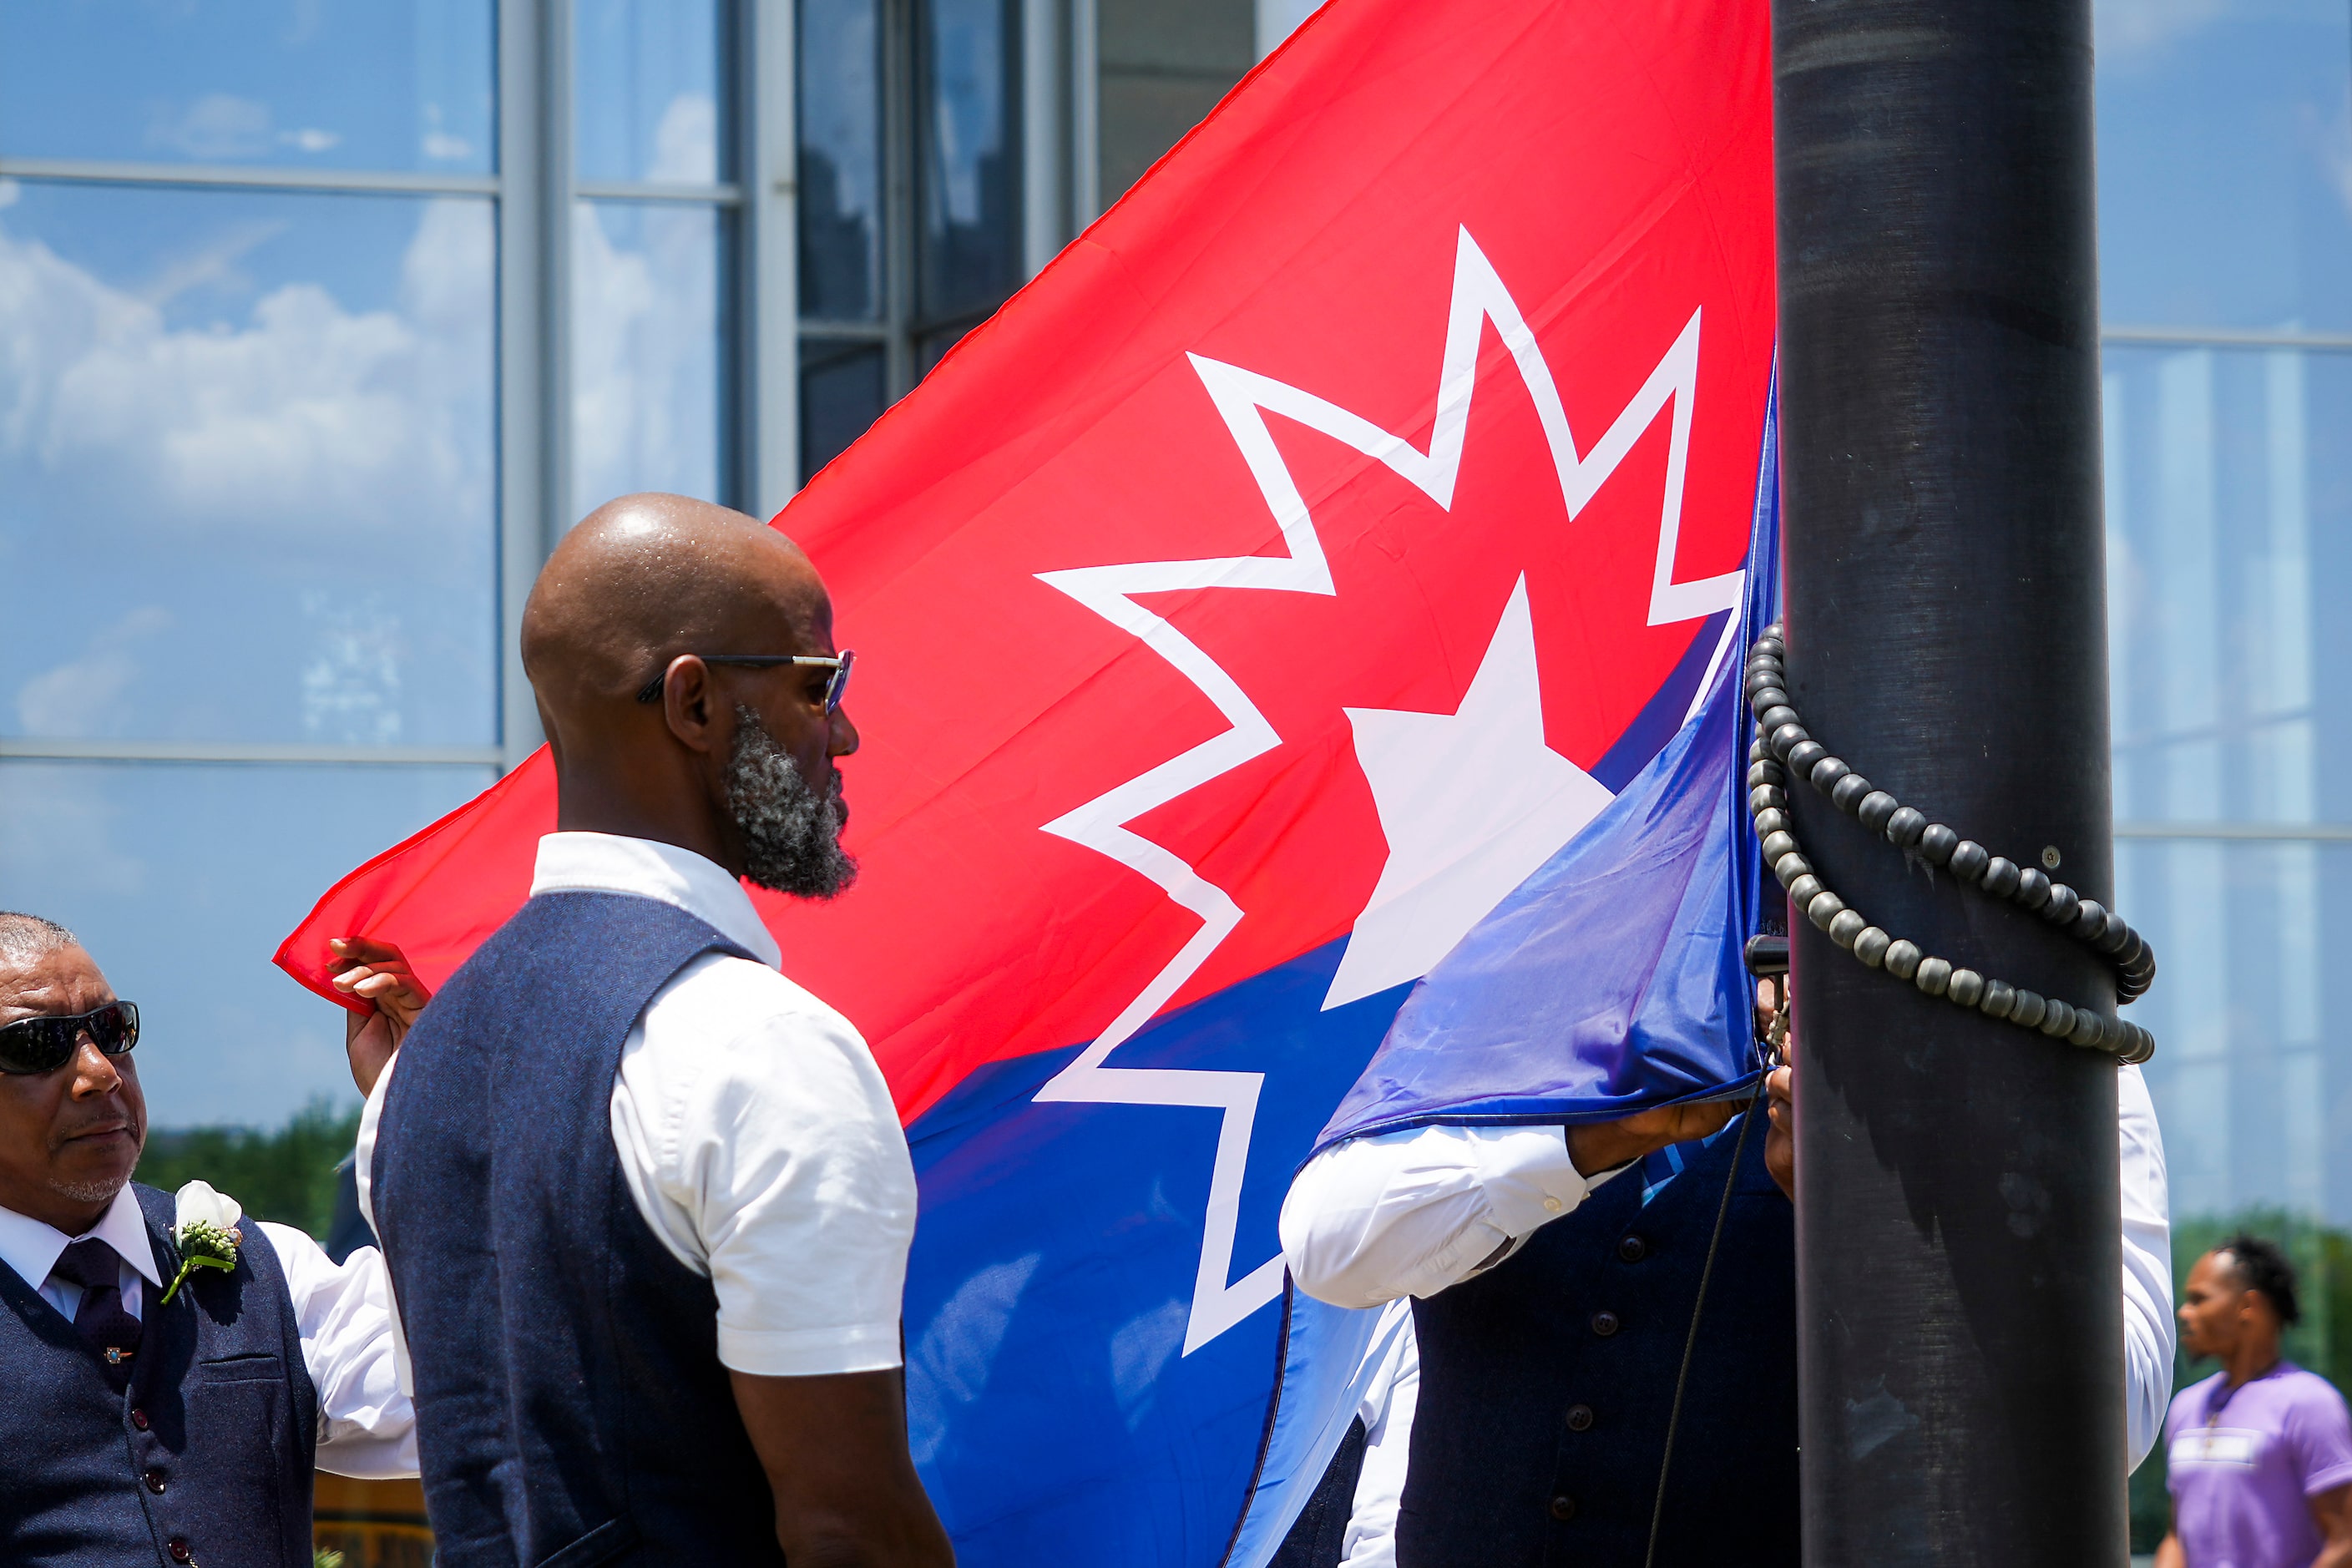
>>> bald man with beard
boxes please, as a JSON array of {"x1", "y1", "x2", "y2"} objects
[{"x1": 331, "y1": 495, "x2": 953, "y2": 1567}]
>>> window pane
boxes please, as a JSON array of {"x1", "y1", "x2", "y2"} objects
[
  {"x1": 918, "y1": 322, "x2": 972, "y2": 374},
  {"x1": 574, "y1": 0, "x2": 730, "y2": 185},
  {"x1": 574, "y1": 200, "x2": 731, "y2": 510},
  {"x1": 2093, "y1": 0, "x2": 2352, "y2": 331},
  {"x1": 0, "y1": 760, "x2": 494, "y2": 1126},
  {"x1": 799, "y1": 0, "x2": 884, "y2": 321},
  {"x1": 800, "y1": 337, "x2": 887, "y2": 483},
  {"x1": 918, "y1": 0, "x2": 1019, "y2": 323},
  {"x1": 0, "y1": 0, "x2": 493, "y2": 175},
  {"x1": 2102, "y1": 346, "x2": 2352, "y2": 827},
  {"x1": 2119, "y1": 839, "x2": 2352, "y2": 1225},
  {"x1": 0, "y1": 182, "x2": 497, "y2": 746}
]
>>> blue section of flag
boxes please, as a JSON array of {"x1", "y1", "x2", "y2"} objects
[
  {"x1": 1310, "y1": 640, "x2": 1759, "y2": 1141},
  {"x1": 1225, "y1": 383, "x2": 1781, "y2": 1566},
  {"x1": 899, "y1": 938, "x2": 1409, "y2": 1566}
]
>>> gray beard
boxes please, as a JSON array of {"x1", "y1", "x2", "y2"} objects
[
  {"x1": 727, "y1": 706, "x2": 857, "y2": 899},
  {"x1": 50, "y1": 1170, "x2": 129, "y2": 1205}
]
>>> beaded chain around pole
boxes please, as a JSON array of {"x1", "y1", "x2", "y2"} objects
[{"x1": 1744, "y1": 625, "x2": 2157, "y2": 1065}]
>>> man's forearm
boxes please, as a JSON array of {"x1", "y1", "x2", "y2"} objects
[
  {"x1": 2153, "y1": 1532, "x2": 2185, "y2": 1568},
  {"x1": 733, "y1": 1368, "x2": 953, "y2": 1568},
  {"x1": 774, "y1": 1508, "x2": 954, "y2": 1568},
  {"x1": 2310, "y1": 1484, "x2": 2352, "y2": 1568}
]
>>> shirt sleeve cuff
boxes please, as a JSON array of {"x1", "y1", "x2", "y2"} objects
[
  {"x1": 2305, "y1": 1461, "x2": 2352, "y2": 1498},
  {"x1": 1471, "y1": 1125, "x2": 1608, "y2": 1237},
  {"x1": 717, "y1": 1320, "x2": 904, "y2": 1378}
]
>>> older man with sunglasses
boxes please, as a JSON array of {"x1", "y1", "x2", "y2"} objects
[
  {"x1": 331, "y1": 493, "x2": 950, "y2": 1568},
  {"x1": 0, "y1": 911, "x2": 415, "y2": 1568}
]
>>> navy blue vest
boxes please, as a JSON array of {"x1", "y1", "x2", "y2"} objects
[
  {"x1": 373, "y1": 891, "x2": 786, "y2": 1568},
  {"x1": 0, "y1": 1183, "x2": 319, "y2": 1567},
  {"x1": 1398, "y1": 1118, "x2": 1798, "y2": 1567}
]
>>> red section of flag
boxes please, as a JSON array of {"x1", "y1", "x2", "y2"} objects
[
  {"x1": 276, "y1": 755, "x2": 550, "y2": 1010},
  {"x1": 278, "y1": 0, "x2": 1775, "y2": 1124}
]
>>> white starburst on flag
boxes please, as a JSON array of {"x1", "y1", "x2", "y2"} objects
[{"x1": 1033, "y1": 226, "x2": 1743, "y2": 1355}]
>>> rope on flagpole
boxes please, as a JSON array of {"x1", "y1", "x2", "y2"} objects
[{"x1": 1743, "y1": 626, "x2": 2157, "y2": 1064}]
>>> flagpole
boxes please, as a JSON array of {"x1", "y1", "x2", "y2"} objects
[{"x1": 1770, "y1": 2, "x2": 2128, "y2": 1562}]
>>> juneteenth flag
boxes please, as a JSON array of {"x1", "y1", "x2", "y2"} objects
[{"x1": 276, "y1": 0, "x2": 1778, "y2": 1560}]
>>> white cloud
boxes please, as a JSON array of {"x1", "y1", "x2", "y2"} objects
[
  {"x1": 147, "y1": 94, "x2": 276, "y2": 160},
  {"x1": 142, "y1": 94, "x2": 341, "y2": 161},
  {"x1": 570, "y1": 200, "x2": 721, "y2": 511},
  {"x1": 299, "y1": 590, "x2": 404, "y2": 745},
  {"x1": 0, "y1": 197, "x2": 493, "y2": 539},
  {"x1": 420, "y1": 100, "x2": 475, "y2": 165},
  {"x1": 650, "y1": 93, "x2": 718, "y2": 185},
  {"x1": 14, "y1": 607, "x2": 174, "y2": 738},
  {"x1": 2093, "y1": 0, "x2": 2231, "y2": 65},
  {"x1": 135, "y1": 219, "x2": 287, "y2": 310},
  {"x1": 0, "y1": 169, "x2": 718, "y2": 562}
]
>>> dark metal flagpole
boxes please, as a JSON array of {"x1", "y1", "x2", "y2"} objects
[{"x1": 1770, "y1": 0, "x2": 2129, "y2": 1561}]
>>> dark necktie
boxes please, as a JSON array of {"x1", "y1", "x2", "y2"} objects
[{"x1": 52, "y1": 1237, "x2": 143, "y2": 1393}]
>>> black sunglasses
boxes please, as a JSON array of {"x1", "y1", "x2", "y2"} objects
[
  {"x1": 635, "y1": 651, "x2": 857, "y2": 714},
  {"x1": 0, "y1": 1000, "x2": 139, "y2": 1076}
]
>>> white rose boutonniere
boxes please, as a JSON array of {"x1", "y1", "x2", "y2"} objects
[{"x1": 159, "y1": 1181, "x2": 242, "y2": 1305}]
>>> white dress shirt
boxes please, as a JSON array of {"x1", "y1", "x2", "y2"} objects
[
  {"x1": 1333, "y1": 1299, "x2": 1419, "y2": 1568},
  {"x1": 356, "y1": 832, "x2": 919, "y2": 1381},
  {"x1": 0, "y1": 1186, "x2": 417, "y2": 1478},
  {"x1": 1283, "y1": 1061, "x2": 2176, "y2": 1471}
]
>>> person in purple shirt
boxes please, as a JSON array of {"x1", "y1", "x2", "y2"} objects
[{"x1": 2160, "y1": 1234, "x2": 2352, "y2": 1568}]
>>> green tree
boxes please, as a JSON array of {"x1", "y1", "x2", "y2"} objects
[{"x1": 137, "y1": 1098, "x2": 360, "y2": 1242}]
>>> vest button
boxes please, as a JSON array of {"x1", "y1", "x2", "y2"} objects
[
  {"x1": 143, "y1": 1469, "x2": 166, "y2": 1495},
  {"x1": 1591, "y1": 1310, "x2": 1621, "y2": 1337},
  {"x1": 167, "y1": 1538, "x2": 193, "y2": 1564},
  {"x1": 1565, "y1": 1403, "x2": 1596, "y2": 1432},
  {"x1": 1550, "y1": 1495, "x2": 1578, "y2": 1521},
  {"x1": 129, "y1": 1407, "x2": 149, "y2": 1431},
  {"x1": 1617, "y1": 1233, "x2": 1649, "y2": 1262}
]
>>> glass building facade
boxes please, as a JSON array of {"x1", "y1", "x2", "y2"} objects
[
  {"x1": 2097, "y1": 0, "x2": 2352, "y2": 1222},
  {"x1": 2095, "y1": 0, "x2": 2352, "y2": 1230},
  {"x1": 0, "y1": 0, "x2": 1259, "y2": 1125},
  {"x1": 0, "y1": 1, "x2": 2344, "y2": 1292},
  {"x1": 2094, "y1": 0, "x2": 2352, "y2": 1535}
]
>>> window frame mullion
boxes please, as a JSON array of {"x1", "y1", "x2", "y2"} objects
[
  {"x1": 745, "y1": 0, "x2": 800, "y2": 515},
  {"x1": 493, "y1": 0, "x2": 564, "y2": 768}
]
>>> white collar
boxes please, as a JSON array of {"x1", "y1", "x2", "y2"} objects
[
  {"x1": 0, "y1": 1184, "x2": 164, "y2": 1292},
  {"x1": 530, "y1": 832, "x2": 784, "y2": 970}
]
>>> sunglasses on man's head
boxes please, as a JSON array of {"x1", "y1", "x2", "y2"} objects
[
  {"x1": 635, "y1": 651, "x2": 857, "y2": 714},
  {"x1": 0, "y1": 1000, "x2": 139, "y2": 1076}
]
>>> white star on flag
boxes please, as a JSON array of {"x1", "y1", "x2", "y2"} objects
[
  {"x1": 1030, "y1": 227, "x2": 1740, "y2": 1356},
  {"x1": 1323, "y1": 574, "x2": 1614, "y2": 1009}
]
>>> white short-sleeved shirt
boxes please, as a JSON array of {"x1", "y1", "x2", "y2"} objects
[{"x1": 357, "y1": 832, "x2": 919, "y2": 1380}]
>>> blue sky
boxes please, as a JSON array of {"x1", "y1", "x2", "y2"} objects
[{"x1": 0, "y1": 0, "x2": 494, "y2": 174}]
